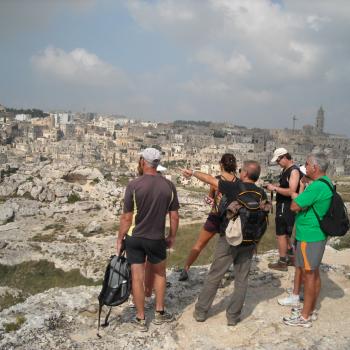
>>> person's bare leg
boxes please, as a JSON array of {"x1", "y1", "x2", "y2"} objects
[
  {"x1": 183, "y1": 229, "x2": 215, "y2": 271},
  {"x1": 144, "y1": 260, "x2": 154, "y2": 298},
  {"x1": 131, "y1": 263, "x2": 145, "y2": 319},
  {"x1": 151, "y1": 260, "x2": 167, "y2": 311},
  {"x1": 293, "y1": 267, "x2": 303, "y2": 295},
  {"x1": 277, "y1": 234, "x2": 288, "y2": 258},
  {"x1": 301, "y1": 270, "x2": 316, "y2": 319},
  {"x1": 312, "y1": 268, "x2": 321, "y2": 311}
]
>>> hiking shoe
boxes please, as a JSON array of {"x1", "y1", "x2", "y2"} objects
[
  {"x1": 277, "y1": 294, "x2": 300, "y2": 307},
  {"x1": 178, "y1": 269, "x2": 189, "y2": 281},
  {"x1": 268, "y1": 260, "x2": 288, "y2": 271},
  {"x1": 227, "y1": 317, "x2": 240, "y2": 327},
  {"x1": 283, "y1": 315, "x2": 312, "y2": 328},
  {"x1": 287, "y1": 258, "x2": 294, "y2": 266},
  {"x1": 290, "y1": 307, "x2": 318, "y2": 321},
  {"x1": 132, "y1": 317, "x2": 148, "y2": 332},
  {"x1": 152, "y1": 310, "x2": 175, "y2": 325},
  {"x1": 193, "y1": 310, "x2": 207, "y2": 322}
]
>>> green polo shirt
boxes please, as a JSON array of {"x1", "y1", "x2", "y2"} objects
[{"x1": 294, "y1": 176, "x2": 333, "y2": 242}]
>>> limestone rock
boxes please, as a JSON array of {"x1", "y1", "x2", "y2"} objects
[
  {"x1": 0, "y1": 240, "x2": 8, "y2": 249},
  {"x1": 0, "y1": 205, "x2": 14, "y2": 225},
  {"x1": 30, "y1": 185, "x2": 43, "y2": 199},
  {"x1": 0, "y1": 174, "x2": 27, "y2": 197},
  {"x1": 84, "y1": 221, "x2": 102, "y2": 235},
  {"x1": 17, "y1": 182, "x2": 34, "y2": 197},
  {"x1": 0, "y1": 181, "x2": 18, "y2": 197},
  {"x1": 39, "y1": 162, "x2": 72, "y2": 180},
  {"x1": 6, "y1": 199, "x2": 41, "y2": 218},
  {"x1": 54, "y1": 183, "x2": 72, "y2": 198},
  {"x1": 69, "y1": 166, "x2": 104, "y2": 181},
  {"x1": 74, "y1": 201, "x2": 101, "y2": 212}
]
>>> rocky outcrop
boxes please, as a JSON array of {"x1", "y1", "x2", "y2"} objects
[
  {"x1": 68, "y1": 166, "x2": 104, "y2": 181},
  {"x1": 0, "y1": 249, "x2": 350, "y2": 350},
  {"x1": 84, "y1": 221, "x2": 102, "y2": 235},
  {"x1": 6, "y1": 199, "x2": 41, "y2": 218},
  {"x1": 1, "y1": 161, "x2": 124, "y2": 222},
  {"x1": 0, "y1": 206, "x2": 14, "y2": 225}
]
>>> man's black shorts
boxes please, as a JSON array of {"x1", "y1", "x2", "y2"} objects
[
  {"x1": 125, "y1": 235, "x2": 167, "y2": 264},
  {"x1": 275, "y1": 201, "x2": 296, "y2": 237}
]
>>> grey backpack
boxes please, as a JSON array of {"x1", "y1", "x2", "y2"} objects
[{"x1": 97, "y1": 253, "x2": 131, "y2": 337}]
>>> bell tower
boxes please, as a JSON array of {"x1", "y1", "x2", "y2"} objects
[{"x1": 315, "y1": 106, "x2": 324, "y2": 134}]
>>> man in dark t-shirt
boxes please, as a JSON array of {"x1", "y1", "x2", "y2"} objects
[
  {"x1": 116, "y1": 148, "x2": 179, "y2": 331},
  {"x1": 182, "y1": 160, "x2": 266, "y2": 326},
  {"x1": 267, "y1": 148, "x2": 301, "y2": 271}
]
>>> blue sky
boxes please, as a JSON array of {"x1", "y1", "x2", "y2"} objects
[{"x1": 1, "y1": 0, "x2": 350, "y2": 136}]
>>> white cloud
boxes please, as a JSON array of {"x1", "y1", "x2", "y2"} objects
[
  {"x1": 121, "y1": 0, "x2": 350, "y2": 132},
  {"x1": 195, "y1": 49, "x2": 252, "y2": 76},
  {"x1": 127, "y1": 0, "x2": 322, "y2": 80},
  {"x1": 32, "y1": 47, "x2": 129, "y2": 87},
  {"x1": 306, "y1": 15, "x2": 331, "y2": 32}
]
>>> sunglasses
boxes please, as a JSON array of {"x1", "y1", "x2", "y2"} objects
[{"x1": 277, "y1": 155, "x2": 285, "y2": 163}]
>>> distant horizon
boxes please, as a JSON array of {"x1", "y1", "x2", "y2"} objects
[{"x1": 3, "y1": 101, "x2": 346, "y2": 137}]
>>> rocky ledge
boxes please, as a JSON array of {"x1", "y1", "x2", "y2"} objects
[{"x1": 0, "y1": 247, "x2": 349, "y2": 350}]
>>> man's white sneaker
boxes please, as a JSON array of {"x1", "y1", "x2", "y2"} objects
[
  {"x1": 290, "y1": 307, "x2": 318, "y2": 321},
  {"x1": 283, "y1": 315, "x2": 312, "y2": 328},
  {"x1": 278, "y1": 294, "x2": 300, "y2": 307}
]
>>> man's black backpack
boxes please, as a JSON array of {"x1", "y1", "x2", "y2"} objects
[
  {"x1": 222, "y1": 183, "x2": 271, "y2": 244},
  {"x1": 236, "y1": 189, "x2": 270, "y2": 243},
  {"x1": 311, "y1": 178, "x2": 350, "y2": 237},
  {"x1": 97, "y1": 253, "x2": 131, "y2": 337}
]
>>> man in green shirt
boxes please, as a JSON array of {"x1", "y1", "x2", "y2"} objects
[{"x1": 283, "y1": 152, "x2": 332, "y2": 328}]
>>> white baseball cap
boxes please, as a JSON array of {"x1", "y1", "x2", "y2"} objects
[
  {"x1": 271, "y1": 148, "x2": 288, "y2": 163},
  {"x1": 139, "y1": 148, "x2": 161, "y2": 165},
  {"x1": 156, "y1": 164, "x2": 167, "y2": 172}
]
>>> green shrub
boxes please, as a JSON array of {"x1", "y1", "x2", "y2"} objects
[
  {"x1": 43, "y1": 223, "x2": 64, "y2": 232},
  {"x1": 30, "y1": 232, "x2": 56, "y2": 242},
  {"x1": 104, "y1": 173, "x2": 112, "y2": 181},
  {"x1": 118, "y1": 176, "x2": 130, "y2": 186},
  {"x1": 0, "y1": 293, "x2": 26, "y2": 312},
  {"x1": 4, "y1": 315, "x2": 26, "y2": 332},
  {"x1": 67, "y1": 193, "x2": 81, "y2": 203},
  {"x1": 0, "y1": 260, "x2": 98, "y2": 296}
]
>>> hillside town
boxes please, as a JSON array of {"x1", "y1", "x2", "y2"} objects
[{"x1": 1, "y1": 104, "x2": 350, "y2": 186}]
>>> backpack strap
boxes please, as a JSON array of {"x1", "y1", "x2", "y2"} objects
[
  {"x1": 102, "y1": 306, "x2": 113, "y2": 327},
  {"x1": 97, "y1": 304, "x2": 113, "y2": 338},
  {"x1": 97, "y1": 302, "x2": 103, "y2": 338},
  {"x1": 311, "y1": 178, "x2": 334, "y2": 225},
  {"x1": 317, "y1": 178, "x2": 334, "y2": 192}
]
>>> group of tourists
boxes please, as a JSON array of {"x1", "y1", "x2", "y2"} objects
[{"x1": 115, "y1": 147, "x2": 332, "y2": 331}]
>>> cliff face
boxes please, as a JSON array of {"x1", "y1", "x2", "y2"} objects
[{"x1": 1, "y1": 247, "x2": 350, "y2": 350}]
